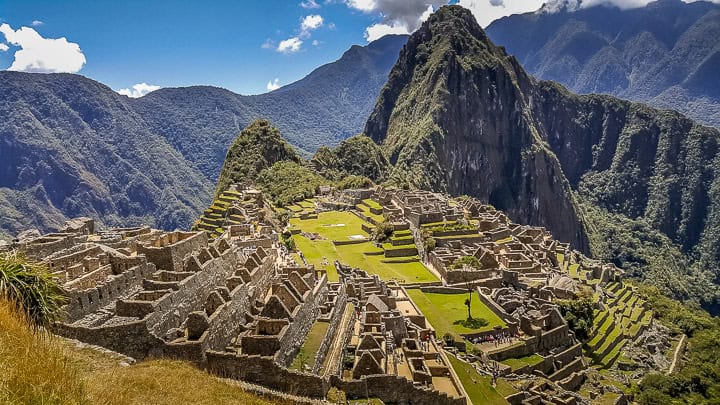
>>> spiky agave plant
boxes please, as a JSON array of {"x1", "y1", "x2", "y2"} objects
[{"x1": 0, "y1": 251, "x2": 66, "y2": 328}]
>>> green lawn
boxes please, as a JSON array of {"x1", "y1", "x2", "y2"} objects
[
  {"x1": 406, "y1": 290, "x2": 507, "y2": 339},
  {"x1": 290, "y1": 211, "x2": 367, "y2": 241},
  {"x1": 291, "y1": 211, "x2": 437, "y2": 284},
  {"x1": 500, "y1": 354, "x2": 544, "y2": 370},
  {"x1": 362, "y1": 198, "x2": 382, "y2": 210},
  {"x1": 290, "y1": 321, "x2": 330, "y2": 371},
  {"x1": 446, "y1": 354, "x2": 513, "y2": 405},
  {"x1": 568, "y1": 263, "x2": 579, "y2": 278},
  {"x1": 357, "y1": 204, "x2": 384, "y2": 223},
  {"x1": 297, "y1": 199, "x2": 315, "y2": 208}
]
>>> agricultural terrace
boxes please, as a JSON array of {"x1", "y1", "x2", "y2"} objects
[
  {"x1": 406, "y1": 289, "x2": 507, "y2": 340},
  {"x1": 557, "y1": 253, "x2": 653, "y2": 368},
  {"x1": 290, "y1": 211, "x2": 438, "y2": 283},
  {"x1": 500, "y1": 354, "x2": 544, "y2": 371}
]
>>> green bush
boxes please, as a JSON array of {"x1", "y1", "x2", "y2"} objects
[
  {"x1": 336, "y1": 175, "x2": 373, "y2": 190},
  {"x1": 372, "y1": 221, "x2": 394, "y2": 243},
  {"x1": 256, "y1": 161, "x2": 329, "y2": 207},
  {"x1": 556, "y1": 297, "x2": 595, "y2": 340},
  {"x1": 0, "y1": 252, "x2": 66, "y2": 328},
  {"x1": 449, "y1": 256, "x2": 481, "y2": 270}
]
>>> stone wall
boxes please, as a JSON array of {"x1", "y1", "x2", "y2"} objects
[
  {"x1": 385, "y1": 247, "x2": 419, "y2": 257},
  {"x1": 198, "y1": 260, "x2": 277, "y2": 354},
  {"x1": 313, "y1": 283, "x2": 348, "y2": 374},
  {"x1": 145, "y1": 246, "x2": 245, "y2": 338},
  {"x1": 21, "y1": 234, "x2": 84, "y2": 260},
  {"x1": 65, "y1": 262, "x2": 156, "y2": 321},
  {"x1": 53, "y1": 318, "x2": 164, "y2": 359},
  {"x1": 476, "y1": 287, "x2": 517, "y2": 325},
  {"x1": 331, "y1": 375, "x2": 466, "y2": 405},
  {"x1": 552, "y1": 343, "x2": 582, "y2": 368},
  {"x1": 488, "y1": 337, "x2": 538, "y2": 361},
  {"x1": 137, "y1": 231, "x2": 207, "y2": 272},
  {"x1": 539, "y1": 324, "x2": 571, "y2": 351},
  {"x1": 549, "y1": 358, "x2": 584, "y2": 381},
  {"x1": 276, "y1": 274, "x2": 328, "y2": 367},
  {"x1": 206, "y1": 352, "x2": 330, "y2": 398}
]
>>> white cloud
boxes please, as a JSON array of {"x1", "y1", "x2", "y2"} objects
[
  {"x1": 266, "y1": 78, "x2": 281, "y2": 91},
  {"x1": 347, "y1": 0, "x2": 446, "y2": 41},
  {"x1": 312, "y1": 39, "x2": 321, "y2": 46},
  {"x1": 538, "y1": 0, "x2": 657, "y2": 13},
  {"x1": 439, "y1": 0, "x2": 720, "y2": 28},
  {"x1": 365, "y1": 22, "x2": 412, "y2": 41},
  {"x1": 346, "y1": 0, "x2": 376, "y2": 11},
  {"x1": 0, "y1": 23, "x2": 86, "y2": 73},
  {"x1": 277, "y1": 36, "x2": 303, "y2": 53},
  {"x1": 0, "y1": 43, "x2": 8, "y2": 52},
  {"x1": 31, "y1": 20, "x2": 43, "y2": 26},
  {"x1": 420, "y1": 5, "x2": 434, "y2": 21},
  {"x1": 261, "y1": 39, "x2": 275, "y2": 49},
  {"x1": 117, "y1": 83, "x2": 161, "y2": 98},
  {"x1": 456, "y1": 0, "x2": 546, "y2": 27},
  {"x1": 301, "y1": 14, "x2": 324, "y2": 31},
  {"x1": 300, "y1": 0, "x2": 321, "y2": 8}
]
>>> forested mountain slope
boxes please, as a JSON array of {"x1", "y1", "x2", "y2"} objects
[
  {"x1": 0, "y1": 35, "x2": 407, "y2": 237},
  {"x1": 486, "y1": 0, "x2": 720, "y2": 128}
]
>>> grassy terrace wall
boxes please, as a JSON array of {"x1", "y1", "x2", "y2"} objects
[{"x1": 557, "y1": 253, "x2": 653, "y2": 368}]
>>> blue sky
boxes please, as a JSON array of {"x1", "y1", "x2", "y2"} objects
[{"x1": 0, "y1": 0, "x2": 693, "y2": 96}]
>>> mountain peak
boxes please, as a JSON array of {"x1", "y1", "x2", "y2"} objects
[{"x1": 363, "y1": 5, "x2": 588, "y2": 250}]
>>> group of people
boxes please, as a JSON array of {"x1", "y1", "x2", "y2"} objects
[{"x1": 470, "y1": 331, "x2": 516, "y2": 348}]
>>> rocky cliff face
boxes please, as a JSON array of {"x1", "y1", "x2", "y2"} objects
[
  {"x1": 365, "y1": 6, "x2": 589, "y2": 251},
  {"x1": 365, "y1": 5, "x2": 720, "y2": 267}
]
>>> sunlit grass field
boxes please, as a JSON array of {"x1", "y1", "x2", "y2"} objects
[{"x1": 290, "y1": 211, "x2": 437, "y2": 283}]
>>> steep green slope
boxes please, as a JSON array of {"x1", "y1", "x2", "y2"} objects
[
  {"x1": 364, "y1": 5, "x2": 590, "y2": 252},
  {"x1": 0, "y1": 72, "x2": 212, "y2": 235},
  {"x1": 311, "y1": 135, "x2": 391, "y2": 182},
  {"x1": 486, "y1": 0, "x2": 720, "y2": 128},
  {"x1": 214, "y1": 120, "x2": 301, "y2": 196},
  {"x1": 0, "y1": 35, "x2": 407, "y2": 237}
]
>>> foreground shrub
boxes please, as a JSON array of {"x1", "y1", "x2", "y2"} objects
[{"x1": 0, "y1": 251, "x2": 66, "y2": 328}]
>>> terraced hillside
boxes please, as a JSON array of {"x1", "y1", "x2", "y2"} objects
[
  {"x1": 193, "y1": 188, "x2": 243, "y2": 238},
  {"x1": 558, "y1": 254, "x2": 654, "y2": 369}
]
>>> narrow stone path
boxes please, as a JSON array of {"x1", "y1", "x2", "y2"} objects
[
  {"x1": 667, "y1": 334, "x2": 687, "y2": 375},
  {"x1": 322, "y1": 303, "x2": 355, "y2": 377}
]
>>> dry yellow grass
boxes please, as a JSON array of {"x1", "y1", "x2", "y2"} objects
[
  {"x1": 0, "y1": 300, "x2": 85, "y2": 404},
  {"x1": 0, "y1": 299, "x2": 286, "y2": 405}
]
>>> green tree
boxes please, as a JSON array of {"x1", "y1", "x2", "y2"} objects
[{"x1": 556, "y1": 297, "x2": 595, "y2": 340}]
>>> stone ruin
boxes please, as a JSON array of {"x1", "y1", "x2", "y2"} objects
[
  {"x1": 1, "y1": 184, "x2": 663, "y2": 404},
  {"x1": 336, "y1": 263, "x2": 466, "y2": 402}
]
